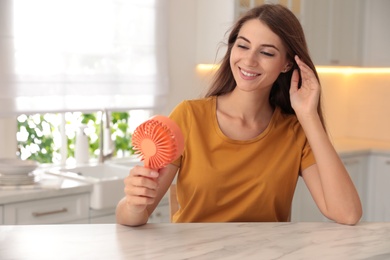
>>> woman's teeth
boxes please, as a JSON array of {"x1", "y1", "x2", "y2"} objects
[{"x1": 241, "y1": 69, "x2": 259, "y2": 77}]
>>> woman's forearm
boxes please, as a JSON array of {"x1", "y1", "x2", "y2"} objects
[
  {"x1": 298, "y1": 113, "x2": 362, "y2": 224},
  {"x1": 115, "y1": 197, "x2": 149, "y2": 227}
]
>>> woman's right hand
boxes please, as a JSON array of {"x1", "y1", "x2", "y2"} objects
[
  {"x1": 123, "y1": 165, "x2": 160, "y2": 214},
  {"x1": 117, "y1": 163, "x2": 178, "y2": 226}
]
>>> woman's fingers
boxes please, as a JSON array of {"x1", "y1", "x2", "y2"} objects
[
  {"x1": 131, "y1": 165, "x2": 159, "y2": 178},
  {"x1": 124, "y1": 175, "x2": 158, "y2": 192},
  {"x1": 124, "y1": 185, "x2": 157, "y2": 205},
  {"x1": 294, "y1": 55, "x2": 318, "y2": 89},
  {"x1": 289, "y1": 55, "x2": 321, "y2": 117},
  {"x1": 123, "y1": 165, "x2": 160, "y2": 208},
  {"x1": 289, "y1": 69, "x2": 300, "y2": 94}
]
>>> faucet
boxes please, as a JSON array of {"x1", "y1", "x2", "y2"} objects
[{"x1": 98, "y1": 109, "x2": 114, "y2": 163}]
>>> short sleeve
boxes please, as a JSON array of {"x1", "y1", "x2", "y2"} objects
[{"x1": 168, "y1": 100, "x2": 190, "y2": 168}]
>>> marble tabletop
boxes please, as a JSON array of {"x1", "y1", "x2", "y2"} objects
[{"x1": 0, "y1": 222, "x2": 389, "y2": 259}]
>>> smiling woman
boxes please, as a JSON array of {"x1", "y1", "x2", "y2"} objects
[{"x1": 0, "y1": 0, "x2": 169, "y2": 115}]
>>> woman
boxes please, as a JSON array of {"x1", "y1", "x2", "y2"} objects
[{"x1": 116, "y1": 4, "x2": 362, "y2": 226}]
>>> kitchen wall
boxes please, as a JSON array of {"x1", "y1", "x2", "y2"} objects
[
  {"x1": 320, "y1": 73, "x2": 390, "y2": 141},
  {"x1": 351, "y1": 74, "x2": 390, "y2": 140},
  {"x1": 162, "y1": 0, "x2": 205, "y2": 115},
  {"x1": 0, "y1": 117, "x2": 17, "y2": 157}
]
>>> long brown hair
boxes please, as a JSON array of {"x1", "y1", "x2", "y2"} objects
[{"x1": 205, "y1": 4, "x2": 325, "y2": 128}]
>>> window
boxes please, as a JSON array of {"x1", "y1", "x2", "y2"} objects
[
  {"x1": 1, "y1": 0, "x2": 169, "y2": 163},
  {"x1": 0, "y1": 0, "x2": 169, "y2": 115},
  {"x1": 17, "y1": 110, "x2": 151, "y2": 164}
]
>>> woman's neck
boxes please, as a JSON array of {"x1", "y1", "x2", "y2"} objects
[{"x1": 217, "y1": 89, "x2": 273, "y2": 122}]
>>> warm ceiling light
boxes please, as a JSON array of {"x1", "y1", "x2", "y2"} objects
[
  {"x1": 316, "y1": 66, "x2": 390, "y2": 75},
  {"x1": 196, "y1": 64, "x2": 220, "y2": 71}
]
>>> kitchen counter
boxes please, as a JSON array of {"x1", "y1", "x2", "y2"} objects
[
  {"x1": 0, "y1": 222, "x2": 389, "y2": 259},
  {"x1": 0, "y1": 171, "x2": 92, "y2": 205}
]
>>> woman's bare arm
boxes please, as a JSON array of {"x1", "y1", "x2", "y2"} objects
[
  {"x1": 116, "y1": 164, "x2": 178, "y2": 226},
  {"x1": 290, "y1": 56, "x2": 362, "y2": 225}
]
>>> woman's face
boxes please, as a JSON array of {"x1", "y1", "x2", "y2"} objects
[{"x1": 230, "y1": 19, "x2": 290, "y2": 93}]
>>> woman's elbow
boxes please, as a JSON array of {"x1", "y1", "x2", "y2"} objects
[{"x1": 334, "y1": 206, "x2": 363, "y2": 225}]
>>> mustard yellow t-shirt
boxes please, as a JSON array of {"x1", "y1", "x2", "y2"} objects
[{"x1": 169, "y1": 96, "x2": 315, "y2": 222}]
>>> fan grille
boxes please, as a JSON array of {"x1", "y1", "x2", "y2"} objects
[{"x1": 132, "y1": 118, "x2": 180, "y2": 169}]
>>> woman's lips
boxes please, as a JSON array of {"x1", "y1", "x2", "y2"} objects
[{"x1": 239, "y1": 67, "x2": 260, "y2": 78}]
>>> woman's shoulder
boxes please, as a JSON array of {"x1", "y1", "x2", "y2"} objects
[
  {"x1": 183, "y1": 96, "x2": 215, "y2": 105},
  {"x1": 169, "y1": 96, "x2": 215, "y2": 123},
  {"x1": 169, "y1": 97, "x2": 216, "y2": 138},
  {"x1": 175, "y1": 96, "x2": 215, "y2": 112}
]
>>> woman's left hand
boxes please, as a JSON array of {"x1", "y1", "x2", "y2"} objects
[{"x1": 289, "y1": 55, "x2": 321, "y2": 120}]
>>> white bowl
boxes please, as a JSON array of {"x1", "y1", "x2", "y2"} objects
[{"x1": 0, "y1": 158, "x2": 39, "y2": 175}]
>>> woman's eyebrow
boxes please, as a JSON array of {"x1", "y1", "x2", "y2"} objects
[{"x1": 237, "y1": 36, "x2": 280, "y2": 51}]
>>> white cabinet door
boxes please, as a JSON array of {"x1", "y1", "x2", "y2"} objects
[
  {"x1": 301, "y1": 0, "x2": 364, "y2": 66},
  {"x1": 89, "y1": 207, "x2": 116, "y2": 224},
  {"x1": 291, "y1": 177, "x2": 326, "y2": 222},
  {"x1": 0, "y1": 205, "x2": 3, "y2": 224},
  {"x1": 148, "y1": 204, "x2": 170, "y2": 223},
  {"x1": 362, "y1": 0, "x2": 390, "y2": 67},
  {"x1": 341, "y1": 154, "x2": 369, "y2": 221},
  {"x1": 89, "y1": 214, "x2": 116, "y2": 224},
  {"x1": 367, "y1": 154, "x2": 390, "y2": 221},
  {"x1": 148, "y1": 194, "x2": 170, "y2": 223},
  {"x1": 4, "y1": 193, "x2": 89, "y2": 225}
]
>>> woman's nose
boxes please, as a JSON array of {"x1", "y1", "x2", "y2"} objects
[{"x1": 243, "y1": 51, "x2": 258, "y2": 66}]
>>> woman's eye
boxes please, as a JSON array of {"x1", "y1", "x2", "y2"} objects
[
  {"x1": 237, "y1": 44, "x2": 248, "y2": 49},
  {"x1": 261, "y1": 51, "x2": 274, "y2": 57}
]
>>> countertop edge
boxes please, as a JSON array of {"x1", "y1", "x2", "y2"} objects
[{"x1": 0, "y1": 174, "x2": 92, "y2": 205}]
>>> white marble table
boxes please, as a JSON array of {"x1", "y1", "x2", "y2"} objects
[{"x1": 0, "y1": 222, "x2": 389, "y2": 259}]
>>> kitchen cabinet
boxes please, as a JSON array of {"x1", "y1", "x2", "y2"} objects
[
  {"x1": 3, "y1": 193, "x2": 89, "y2": 225},
  {"x1": 148, "y1": 195, "x2": 170, "y2": 223},
  {"x1": 0, "y1": 205, "x2": 3, "y2": 224},
  {"x1": 291, "y1": 176, "x2": 326, "y2": 222},
  {"x1": 366, "y1": 154, "x2": 390, "y2": 221},
  {"x1": 302, "y1": 0, "x2": 390, "y2": 67},
  {"x1": 301, "y1": 0, "x2": 364, "y2": 66},
  {"x1": 362, "y1": 0, "x2": 390, "y2": 67},
  {"x1": 148, "y1": 204, "x2": 170, "y2": 223},
  {"x1": 90, "y1": 214, "x2": 116, "y2": 224},
  {"x1": 88, "y1": 194, "x2": 170, "y2": 224},
  {"x1": 89, "y1": 207, "x2": 116, "y2": 224}
]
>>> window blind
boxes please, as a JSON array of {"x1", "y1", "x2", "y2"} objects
[{"x1": 0, "y1": 0, "x2": 169, "y2": 115}]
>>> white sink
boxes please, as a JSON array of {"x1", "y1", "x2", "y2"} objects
[
  {"x1": 105, "y1": 156, "x2": 142, "y2": 167},
  {"x1": 47, "y1": 162, "x2": 141, "y2": 210}
]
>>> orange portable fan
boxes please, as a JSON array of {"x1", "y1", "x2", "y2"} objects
[{"x1": 132, "y1": 115, "x2": 184, "y2": 170}]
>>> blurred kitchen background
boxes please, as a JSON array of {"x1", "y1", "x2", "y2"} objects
[
  {"x1": 0, "y1": 0, "x2": 389, "y2": 224},
  {"x1": 1, "y1": 0, "x2": 390, "y2": 161}
]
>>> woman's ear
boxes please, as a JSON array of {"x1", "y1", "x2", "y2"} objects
[{"x1": 282, "y1": 62, "x2": 293, "y2": 73}]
